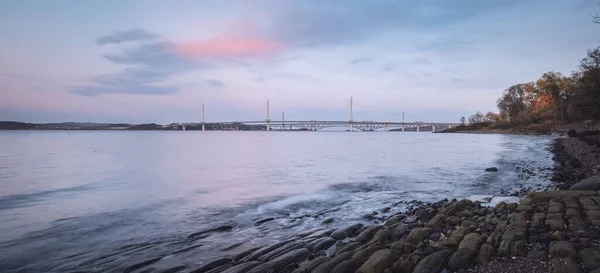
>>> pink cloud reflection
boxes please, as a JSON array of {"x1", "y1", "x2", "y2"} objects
[{"x1": 173, "y1": 36, "x2": 285, "y2": 59}]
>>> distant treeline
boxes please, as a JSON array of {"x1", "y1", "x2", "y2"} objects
[{"x1": 463, "y1": 13, "x2": 600, "y2": 128}]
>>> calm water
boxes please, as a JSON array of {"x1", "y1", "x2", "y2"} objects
[{"x1": 0, "y1": 131, "x2": 554, "y2": 272}]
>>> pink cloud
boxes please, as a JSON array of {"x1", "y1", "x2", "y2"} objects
[{"x1": 173, "y1": 37, "x2": 285, "y2": 59}]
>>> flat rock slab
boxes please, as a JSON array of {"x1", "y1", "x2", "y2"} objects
[{"x1": 570, "y1": 175, "x2": 600, "y2": 190}]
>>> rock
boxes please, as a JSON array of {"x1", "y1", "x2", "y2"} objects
[
  {"x1": 532, "y1": 213, "x2": 546, "y2": 229},
  {"x1": 221, "y1": 261, "x2": 263, "y2": 273},
  {"x1": 502, "y1": 224, "x2": 527, "y2": 241},
  {"x1": 392, "y1": 254, "x2": 422, "y2": 273},
  {"x1": 123, "y1": 257, "x2": 163, "y2": 273},
  {"x1": 445, "y1": 216, "x2": 461, "y2": 226},
  {"x1": 363, "y1": 213, "x2": 375, "y2": 220},
  {"x1": 254, "y1": 217, "x2": 275, "y2": 226},
  {"x1": 527, "y1": 190, "x2": 597, "y2": 201},
  {"x1": 580, "y1": 248, "x2": 600, "y2": 270},
  {"x1": 565, "y1": 208, "x2": 580, "y2": 219},
  {"x1": 381, "y1": 207, "x2": 392, "y2": 213},
  {"x1": 550, "y1": 231, "x2": 566, "y2": 241},
  {"x1": 204, "y1": 264, "x2": 233, "y2": 273},
  {"x1": 570, "y1": 174, "x2": 600, "y2": 190},
  {"x1": 407, "y1": 227, "x2": 432, "y2": 245},
  {"x1": 511, "y1": 240, "x2": 527, "y2": 257},
  {"x1": 188, "y1": 225, "x2": 233, "y2": 238},
  {"x1": 291, "y1": 256, "x2": 329, "y2": 273},
  {"x1": 551, "y1": 258, "x2": 581, "y2": 273},
  {"x1": 425, "y1": 214, "x2": 446, "y2": 229},
  {"x1": 390, "y1": 241, "x2": 416, "y2": 254},
  {"x1": 485, "y1": 167, "x2": 498, "y2": 172},
  {"x1": 412, "y1": 250, "x2": 453, "y2": 273},
  {"x1": 516, "y1": 204, "x2": 533, "y2": 213},
  {"x1": 391, "y1": 223, "x2": 410, "y2": 240},
  {"x1": 506, "y1": 202, "x2": 518, "y2": 212},
  {"x1": 330, "y1": 223, "x2": 363, "y2": 240},
  {"x1": 296, "y1": 228, "x2": 324, "y2": 237},
  {"x1": 549, "y1": 241, "x2": 578, "y2": 259},
  {"x1": 312, "y1": 252, "x2": 354, "y2": 273},
  {"x1": 546, "y1": 213, "x2": 566, "y2": 231},
  {"x1": 497, "y1": 240, "x2": 511, "y2": 256},
  {"x1": 321, "y1": 218, "x2": 334, "y2": 224},
  {"x1": 305, "y1": 237, "x2": 335, "y2": 253},
  {"x1": 486, "y1": 231, "x2": 502, "y2": 248},
  {"x1": 416, "y1": 208, "x2": 436, "y2": 222},
  {"x1": 191, "y1": 257, "x2": 232, "y2": 273},
  {"x1": 305, "y1": 228, "x2": 336, "y2": 239},
  {"x1": 403, "y1": 215, "x2": 418, "y2": 223},
  {"x1": 331, "y1": 259, "x2": 360, "y2": 273},
  {"x1": 356, "y1": 226, "x2": 382, "y2": 243},
  {"x1": 355, "y1": 249, "x2": 400, "y2": 273},
  {"x1": 385, "y1": 215, "x2": 406, "y2": 226},
  {"x1": 259, "y1": 241, "x2": 305, "y2": 261},
  {"x1": 240, "y1": 239, "x2": 296, "y2": 262},
  {"x1": 246, "y1": 248, "x2": 311, "y2": 273},
  {"x1": 440, "y1": 227, "x2": 469, "y2": 247},
  {"x1": 478, "y1": 244, "x2": 494, "y2": 265},
  {"x1": 447, "y1": 233, "x2": 482, "y2": 271},
  {"x1": 368, "y1": 228, "x2": 392, "y2": 244},
  {"x1": 232, "y1": 246, "x2": 263, "y2": 262},
  {"x1": 352, "y1": 243, "x2": 385, "y2": 263},
  {"x1": 495, "y1": 202, "x2": 508, "y2": 212},
  {"x1": 429, "y1": 232, "x2": 441, "y2": 241}
]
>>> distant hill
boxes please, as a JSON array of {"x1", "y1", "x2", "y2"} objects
[{"x1": 0, "y1": 121, "x2": 38, "y2": 130}]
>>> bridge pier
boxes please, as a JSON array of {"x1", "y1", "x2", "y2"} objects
[
  {"x1": 384, "y1": 123, "x2": 388, "y2": 132},
  {"x1": 266, "y1": 99, "x2": 271, "y2": 131},
  {"x1": 202, "y1": 104, "x2": 205, "y2": 131},
  {"x1": 402, "y1": 123, "x2": 405, "y2": 132},
  {"x1": 416, "y1": 122, "x2": 420, "y2": 132},
  {"x1": 432, "y1": 124, "x2": 436, "y2": 132}
]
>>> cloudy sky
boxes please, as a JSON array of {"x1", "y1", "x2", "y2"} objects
[{"x1": 1, "y1": 0, "x2": 598, "y2": 123}]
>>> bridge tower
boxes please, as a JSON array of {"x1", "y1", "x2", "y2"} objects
[
  {"x1": 266, "y1": 99, "x2": 271, "y2": 131},
  {"x1": 202, "y1": 104, "x2": 205, "y2": 131},
  {"x1": 349, "y1": 96, "x2": 354, "y2": 132},
  {"x1": 402, "y1": 111, "x2": 405, "y2": 132}
]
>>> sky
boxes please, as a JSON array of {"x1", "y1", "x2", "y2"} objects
[{"x1": 1, "y1": 0, "x2": 599, "y2": 124}]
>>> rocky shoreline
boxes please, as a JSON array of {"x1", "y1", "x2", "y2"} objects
[{"x1": 137, "y1": 132, "x2": 600, "y2": 273}]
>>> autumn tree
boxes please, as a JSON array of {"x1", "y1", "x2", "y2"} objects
[
  {"x1": 484, "y1": 112, "x2": 500, "y2": 123},
  {"x1": 535, "y1": 72, "x2": 571, "y2": 123},
  {"x1": 569, "y1": 46, "x2": 600, "y2": 120}
]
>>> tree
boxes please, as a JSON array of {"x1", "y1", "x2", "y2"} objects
[
  {"x1": 569, "y1": 46, "x2": 600, "y2": 120},
  {"x1": 536, "y1": 72, "x2": 571, "y2": 124},
  {"x1": 484, "y1": 112, "x2": 500, "y2": 123},
  {"x1": 469, "y1": 111, "x2": 485, "y2": 124},
  {"x1": 460, "y1": 116, "x2": 466, "y2": 125},
  {"x1": 497, "y1": 84, "x2": 528, "y2": 123}
]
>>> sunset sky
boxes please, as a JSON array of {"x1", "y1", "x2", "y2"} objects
[{"x1": 1, "y1": 0, "x2": 598, "y2": 123}]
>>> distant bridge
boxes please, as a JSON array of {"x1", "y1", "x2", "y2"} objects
[{"x1": 175, "y1": 97, "x2": 460, "y2": 132}]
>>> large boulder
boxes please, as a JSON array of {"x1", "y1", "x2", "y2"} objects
[
  {"x1": 331, "y1": 223, "x2": 364, "y2": 240},
  {"x1": 447, "y1": 233, "x2": 482, "y2": 271},
  {"x1": 331, "y1": 259, "x2": 361, "y2": 273},
  {"x1": 406, "y1": 227, "x2": 432, "y2": 245},
  {"x1": 549, "y1": 241, "x2": 578, "y2": 260},
  {"x1": 412, "y1": 250, "x2": 453, "y2": 273},
  {"x1": 570, "y1": 175, "x2": 600, "y2": 191},
  {"x1": 356, "y1": 226, "x2": 383, "y2": 243},
  {"x1": 246, "y1": 248, "x2": 311, "y2": 273},
  {"x1": 355, "y1": 249, "x2": 400, "y2": 273},
  {"x1": 478, "y1": 244, "x2": 494, "y2": 265}
]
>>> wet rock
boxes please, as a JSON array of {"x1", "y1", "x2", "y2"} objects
[
  {"x1": 391, "y1": 223, "x2": 410, "y2": 240},
  {"x1": 550, "y1": 231, "x2": 566, "y2": 241},
  {"x1": 355, "y1": 249, "x2": 400, "y2": 273},
  {"x1": 498, "y1": 240, "x2": 512, "y2": 256},
  {"x1": 291, "y1": 256, "x2": 329, "y2": 273},
  {"x1": 368, "y1": 228, "x2": 392, "y2": 244},
  {"x1": 440, "y1": 227, "x2": 469, "y2": 247},
  {"x1": 188, "y1": 225, "x2": 233, "y2": 238},
  {"x1": 254, "y1": 217, "x2": 275, "y2": 226},
  {"x1": 190, "y1": 257, "x2": 232, "y2": 273},
  {"x1": 321, "y1": 218, "x2": 334, "y2": 224},
  {"x1": 429, "y1": 232, "x2": 441, "y2": 241},
  {"x1": 516, "y1": 204, "x2": 533, "y2": 213},
  {"x1": 495, "y1": 202, "x2": 508, "y2": 212},
  {"x1": 296, "y1": 228, "x2": 324, "y2": 237},
  {"x1": 123, "y1": 257, "x2": 162, "y2": 273},
  {"x1": 259, "y1": 241, "x2": 305, "y2": 261},
  {"x1": 232, "y1": 246, "x2": 263, "y2": 262},
  {"x1": 356, "y1": 226, "x2": 382, "y2": 243},
  {"x1": 331, "y1": 223, "x2": 363, "y2": 240},
  {"x1": 570, "y1": 174, "x2": 600, "y2": 190},
  {"x1": 331, "y1": 259, "x2": 360, "y2": 273},
  {"x1": 221, "y1": 261, "x2": 263, "y2": 273},
  {"x1": 527, "y1": 190, "x2": 596, "y2": 201},
  {"x1": 486, "y1": 231, "x2": 502, "y2": 248},
  {"x1": 580, "y1": 248, "x2": 600, "y2": 270},
  {"x1": 363, "y1": 213, "x2": 375, "y2": 220},
  {"x1": 381, "y1": 207, "x2": 392, "y2": 213},
  {"x1": 485, "y1": 167, "x2": 498, "y2": 172},
  {"x1": 240, "y1": 239, "x2": 296, "y2": 262},
  {"x1": 407, "y1": 227, "x2": 432, "y2": 245},
  {"x1": 246, "y1": 248, "x2": 311, "y2": 273},
  {"x1": 447, "y1": 233, "x2": 482, "y2": 271},
  {"x1": 416, "y1": 208, "x2": 436, "y2": 222},
  {"x1": 352, "y1": 243, "x2": 385, "y2": 263},
  {"x1": 506, "y1": 202, "x2": 518, "y2": 212},
  {"x1": 312, "y1": 251, "x2": 354, "y2": 273},
  {"x1": 305, "y1": 228, "x2": 336, "y2": 239},
  {"x1": 390, "y1": 241, "x2": 416, "y2": 254},
  {"x1": 392, "y1": 253, "x2": 421, "y2": 273},
  {"x1": 403, "y1": 215, "x2": 418, "y2": 224},
  {"x1": 412, "y1": 250, "x2": 453, "y2": 273},
  {"x1": 549, "y1": 241, "x2": 578, "y2": 259},
  {"x1": 385, "y1": 215, "x2": 406, "y2": 226},
  {"x1": 305, "y1": 237, "x2": 335, "y2": 253},
  {"x1": 551, "y1": 258, "x2": 581, "y2": 273},
  {"x1": 478, "y1": 244, "x2": 494, "y2": 265},
  {"x1": 333, "y1": 242, "x2": 361, "y2": 256},
  {"x1": 445, "y1": 216, "x2": 461, "y2": 226},
  {"x1": 204, "y1": 264, "x2": 233, "y2": 273}
]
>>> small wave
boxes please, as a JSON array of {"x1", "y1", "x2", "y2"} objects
[{"x1": 0, "y1": 184, "x2": 96, "y2": 210}]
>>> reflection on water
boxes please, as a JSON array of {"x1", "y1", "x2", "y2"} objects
[{"x1": 0, "y1": 131, "x2": 553, "y2": 272}]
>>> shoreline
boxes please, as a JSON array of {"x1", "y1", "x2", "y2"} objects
[{"x1": 174, "y1": 133, "x2": 600, "y2": 273}]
